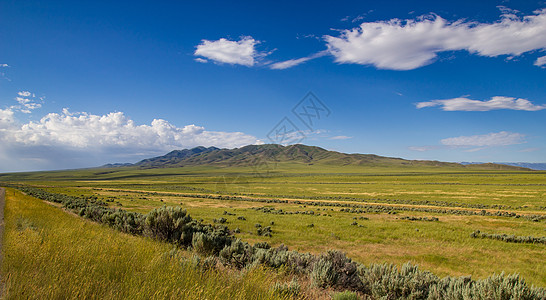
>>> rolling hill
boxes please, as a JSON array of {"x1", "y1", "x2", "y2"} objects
[{"x1": 132, "y1": 144, "x2": 531, "y2": 170}]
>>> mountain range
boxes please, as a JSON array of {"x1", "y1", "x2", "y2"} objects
[
  {"x1": 460, "y1": 162, "x2": 546, "y2": 171},
  {"x1": 106, "y1": 144, "x2": 532, "y2": 171}
]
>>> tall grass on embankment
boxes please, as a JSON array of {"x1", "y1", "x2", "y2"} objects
[
  {"x1": 6, "y1": 186, "x2": 546, "y2": 300},
  {"x1": 0, "y1": 188, "x2": 284, "y2": 299}
]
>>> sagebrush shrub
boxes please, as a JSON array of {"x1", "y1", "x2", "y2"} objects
[
  {"x1": 145, "y1": 206, "x2": 192, "y2": 243},
  {"x1": 311, "y1": 258, "x2": 337, "y2": 288}
]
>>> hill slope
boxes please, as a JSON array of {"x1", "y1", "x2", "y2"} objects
[{"x1": 133, "y1": 144, "x2": 530, "y2": 170}]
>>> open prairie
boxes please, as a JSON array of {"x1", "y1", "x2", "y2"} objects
[{"x1": 2, "y1": 163, "x2": 545, "y2": 287}]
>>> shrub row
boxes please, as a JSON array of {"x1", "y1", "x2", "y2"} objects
[
  {"x1": 399, "y1": 216, "x2": 439, "y2": 222},
  {"x1": 100, "y1": 187, "x2": 546, "y2": 221},
  {"x1": 221, "y1": 189, "x2": 527, "y2": 211},
  {"x1": 471, "y1": 230, "x2": 546, "y2": 245},
  {"x1": 251, "y1": 206, "x2": 319, "y2": 216},
  {"x1": 14, "y1": 186, "x2": 232, "y2": 251},
  {"x1": 11, "y1": 186, "x2": 546, "y2": 299},
  {"x1": 219, "y1": 243, "x2": 546, "y2": 299}
]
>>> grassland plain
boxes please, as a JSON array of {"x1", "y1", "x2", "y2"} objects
[
  {"x1": 1, "y1": 163, "x2": 545, "y2": 288},
  {"x1": 0, "y1": 188, "x2": 295, "y2": 299}
]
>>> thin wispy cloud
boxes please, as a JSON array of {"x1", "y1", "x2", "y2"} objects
[
  {"x1": 408, "y1": 146, "x2": 437, "y2": 152},
  {"x1": 416, "y1": 96, "x2": 546, "y2": 111},
  {"x1": 341, "y1": 10, "x2": 374, "y2": 23},
  {"x1": 329, "y1": 135, "x2": 352, "y2": 140},
  {"x1": 270, "y1": 51, "x2": 328, "y2": 70},
  {"x1": 409, "y1": 131, "x2": 526, "y2": 152},
  {"x1": 440, "y1": 131, "x2": 525, "y2": 147},
  {"x1": 194, "y1": 36, "x2": 267, "y2": 66},
  {"x1": 0, "y1": 63, "x2": 10, "y2": 81},
  {"x1": 325, "y1": 8, "x2": 546, "y2": 70},
  {"x1": 535, "y1": 55, "x2": 546, "y2": 67},
  {"x1": 464, "y1": 147, "x2": 486, "y2": 152}
]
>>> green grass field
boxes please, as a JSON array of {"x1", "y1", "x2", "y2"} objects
[{"x1": 1, "y1": 163, "x2": 545, "y2": 291}]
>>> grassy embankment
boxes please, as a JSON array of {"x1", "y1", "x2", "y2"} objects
[{"x1": 0, "y1": 188, "x2": 287, "y2": 299}]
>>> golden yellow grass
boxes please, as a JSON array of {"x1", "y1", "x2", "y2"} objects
[{"x1": 0, "y1": 188, "x2": 288, "y2": 300}]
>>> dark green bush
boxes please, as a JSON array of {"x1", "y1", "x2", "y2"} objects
[
  {"x1": 144, "y1": 206, "x2": 192, "y2": 244},
  {"x1": 318, "y1": 250, "x2": 362, "y2": 291},
  {"x1": 257, "y1": 226, "x2": 272, "y2": 237},
  {"x1": 213, "y1": 217, "x2": 227, "y2": 224},
  {"x1": 219, "y1": 239, "x2": 254, "y2": 269}
]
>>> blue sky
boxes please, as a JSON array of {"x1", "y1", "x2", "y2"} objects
[{"x1": 1, "y1": 0, "x2": 545, "y2": 172}]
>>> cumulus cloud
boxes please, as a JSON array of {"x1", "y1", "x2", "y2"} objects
[
  {"x1": 440, "y1": 131, "x2": 525, "y2": 147},
  {"x1": 416, "y1": 96, "x2": 546, "y2": 111},
  {"x1": 194, "y1": 36, "x2": 266, "y2": 66},
  {"x1": 535, "y1": 55, "x2": 546, "y2": 67},
  {"x1": 12, "y1": 91, "x2": 43, "y2": 113},
  {"x1": 0, "y1": 108, "x2": 15, "y2": 128},
  {"x1": 0, "y1": 109, "x2": 261, "y2": 171},
  {"x1": 270, "y1": 51, "x2": 328, "y2": 70},
  {"x1": 325, "y1": 9, "x2": 546, "y2": 70}
]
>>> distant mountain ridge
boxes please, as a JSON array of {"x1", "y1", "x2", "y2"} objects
[
  {"x1": 461, "y1": 162, "x2": 546, "y2": 171},
  {"x1": 125, "y1": 144, "x2": 531, "y2": 170}
]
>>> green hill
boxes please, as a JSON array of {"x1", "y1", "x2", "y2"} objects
[{"x1": 133, "y1": 144, "x2": 530, "y2": 170}]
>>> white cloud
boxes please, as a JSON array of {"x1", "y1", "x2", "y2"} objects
[
  {"x1": 416, "y1": 96, "x2": 546, "y2": 111},
  {"x1": 329, "y1": 135, "x2": 352, "y2": 140},
  {"x1": 11, "y1": 91, "x2": 43, "y2": 113},
  {"x1": 463, "y1": 147, "x2": 486, "y2": 152},
  {"x1": 270, "y1": 56, "x2": 313, "y2": 70},
  {"x1": 440, "y1": 131, "x2": 525, "y2": 147},
  {"x1": 0, "y1": 64, "x2": 8, "y2": 67},
  {"x1": 194, "y1": 58, "x2": 208, "y2": 63},
  {"x1": 270, "y1": 51, "x2": 327, "y2": 70},
  {"x1": 0, "y1": 108, "x2": 15, "y2": 128},
  {"x1": 535, "y1": 55, "x2": 546, "y2": 67},
  {"x1": 408, "y1": 146, "x2": 436, "y2": 152},
  {"x1": 325, "y1": 9, "x2": 546, "y2": 70},
  {"x1": 0, "y1": 109, "x2": 262, "y2": 171},
  {"x1": 194, "y1": 36, "x2": 266, "y2": 66}
]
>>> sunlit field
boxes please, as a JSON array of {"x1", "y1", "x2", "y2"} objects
[
  {"x1": 1, "y1": 188, "x2": 288, "y2": 299},
  {"x1": 2, "y1": 164, "x2": 545, "y2": 288}
]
